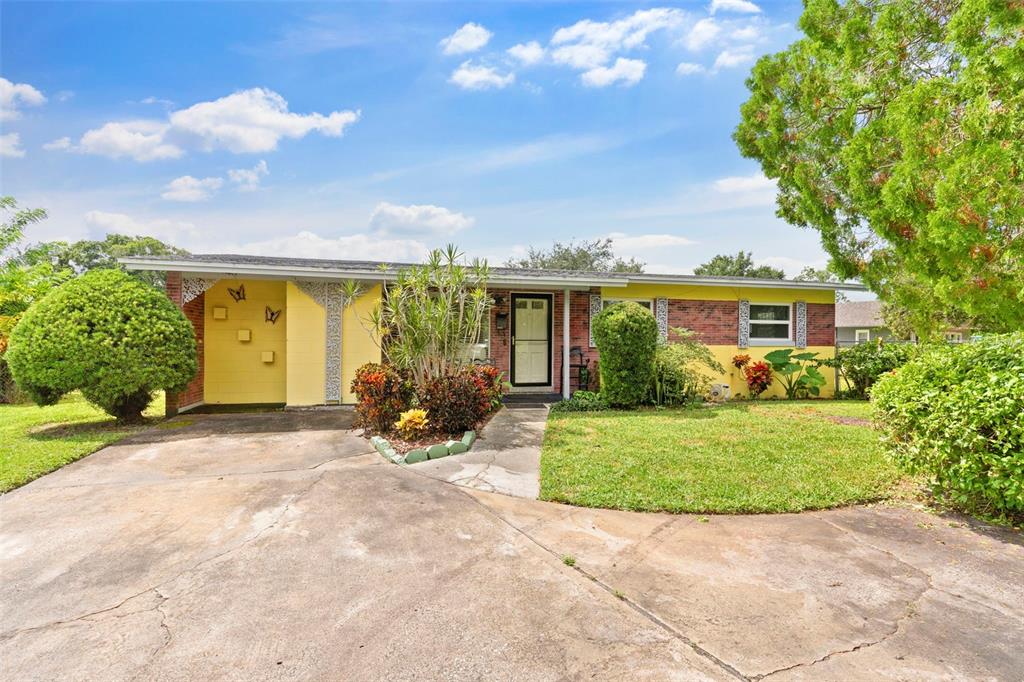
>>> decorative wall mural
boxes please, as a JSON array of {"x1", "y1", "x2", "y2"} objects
[
  {"x1": 227, "y1": 284, "x2": 246, "y2": 302},
  {"x1": 265, "y1": 306, "x2": 282, "y2": 324},
  {"x1": 182, "y1": 278, "x2": 218, "y2": 304}
]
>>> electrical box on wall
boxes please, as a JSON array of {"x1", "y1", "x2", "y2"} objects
[{"x1": 212, "y1": 306, "x2": 228, "y2": 320}]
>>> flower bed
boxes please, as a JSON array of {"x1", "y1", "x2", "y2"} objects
[{"x1": 371, "y1": 430, "x2": 477, "y2": 465}]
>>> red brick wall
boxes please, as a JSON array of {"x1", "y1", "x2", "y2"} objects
[
  {"x1": 807, "y1": 302, "x2": 836, "y2": 346},
  {"x1": 165, "y1": 271, "x2": 204, "y2": 415},
  {"x1": 667, "y1": 299, "x2": 739, "y2": 345},
  {"x1": 488, "y1": 288, "x2": 599, "y2": 394}
]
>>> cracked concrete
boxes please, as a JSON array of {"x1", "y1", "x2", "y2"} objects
[
  {"x1": 409, "y1": 404, "x2": 547, "y2": 498},
  {"x1": 2, "y1": 410, "x2": 1022, "y2": 680}
]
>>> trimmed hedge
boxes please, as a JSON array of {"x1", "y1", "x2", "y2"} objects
[
  {"x1": 592, "y1": 302, "x2": 658, "y2": 408},
  {"x1": 6, "y1": 269, "x2": 196, "y2": 422},
  {"x1": 872, "y1": 333, "x2": 1024, "y2": 519}
]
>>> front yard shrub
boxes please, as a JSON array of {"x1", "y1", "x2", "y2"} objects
[
  {"x1": 764, "y1": 349, "x2": 826, "y2": 398},
  {"x1": 744, "y1": 361, "x2": 772, "y2": 398},
  {"x1": 820, "y1": 341, "x2": 917, "y2": 399},
  {"x1": 550, "y1": 390, "x2": 609, "y2": 413},
  {"x1": 394, "y1": 408, "x2": 430, "y2": 440},
  {"x1": 872, "y1": 333, "x2": 1024, "y2": 520},
  {"x1": 351, "y1": 362, "x2": 415, "y2": 433},
  {"x1": 418, "y1": 366, "x2": 495, "y2": 434},
  {"x1": 368, "y1": 245, "x2": 491, "y2": 384},
  {"x1": 6, "y1": 269, "x2": 196, "y2": 423},
  {"x1": 592, "y1": 302, "x2": 658, "y2": 408},
  {"x1": 467, "y1": 363, "x2": 505, "y2": 413},
  {"x1": 650, "y1": 328, "x2": 725, "y2": 406}
]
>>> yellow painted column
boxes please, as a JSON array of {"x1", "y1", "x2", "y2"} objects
[
  {"x1": 340, "y1": 285, "x2": 383, "y2": 404},
  {"x1": 286, "y1": 282, "x2": 326, "y2": 406}
]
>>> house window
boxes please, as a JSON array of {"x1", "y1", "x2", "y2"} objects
[
  {"x1": 748, "y1": 304, "x2": 791, "y2": 344},
  {"x1": 944, "y1": 331, "x2": 963, "y2": 344},
  {"x1": 855, "y1": 329, "x2": 871, "y2": 343},
  {"x1": 602, "y1": 298, "x2": 653, "y2": 312}
]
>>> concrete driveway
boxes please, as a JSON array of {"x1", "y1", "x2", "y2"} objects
[{"x1": 1, "y1": 412, "x2": 1021, "y2": 681}]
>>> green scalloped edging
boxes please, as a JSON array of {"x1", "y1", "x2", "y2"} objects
[{"x1": 370, "y1": 430, "x2": 477, "y2": 465}]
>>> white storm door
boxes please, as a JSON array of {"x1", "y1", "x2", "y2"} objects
[{"x1": 513, "y1": 296, "x2": 550, "y2": 385}]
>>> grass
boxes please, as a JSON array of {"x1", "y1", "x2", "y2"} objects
[
  {"x1": 540, "y1": 400, "x2": 902, "y2": 514},
  {"x1": 0, "y1": 392, "x2": 164, "y2": 493}
]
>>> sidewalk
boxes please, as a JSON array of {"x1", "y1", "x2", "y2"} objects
[{"x1": 407, "y1": 403, "x2": 548, "y2": 498}]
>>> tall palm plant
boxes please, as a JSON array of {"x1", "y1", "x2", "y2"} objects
[{"x1": 368, "y1": 245, "x2": 491, "y2": 384}]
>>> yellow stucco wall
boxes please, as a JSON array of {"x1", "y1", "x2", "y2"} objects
[
  {"x1": 341, "y1": 284, "x2": 383, "y2": 404},
  {"x1": 601, "y1": 283, "x2": 835, "y2": 305},
  {"x1": 285, "y1": 282, "x2": 326, "y2": 406},
  {"x1": 204, "y1": 279, "x2": 287, "y2": 404},
  {"x1": 707, "y1": 345, "x2": 838, "y2": 399}
]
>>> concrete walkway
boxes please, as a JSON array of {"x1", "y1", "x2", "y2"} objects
[
  {"x1": 2, "y1": 411, "x2": 1022, "y2": 680},
  {"x1": 408, "y1": 404, "x2": 547, "y2": 498}
]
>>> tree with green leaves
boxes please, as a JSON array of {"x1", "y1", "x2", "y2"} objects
[
  {"x1": 734, "y1": 0, "x2": 1024, "y2": 335},
  {"x1": 505, "y1": 238, "x2": 644, "y2": 273},
  {"x1": 1, "y1": 196, "x2": 47, "y2": 262},
  {"x1": 23, "y1": 234, "x2": 189, "y2": 289},
  {"x1": 693, "y1": 251, "x2": 785, "y2": 279},
  {"x1": 794, "y1": 265, "x2": 848, "y2": 301}
]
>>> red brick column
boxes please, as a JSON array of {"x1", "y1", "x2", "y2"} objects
[
  {"x1": 165, "y1": 272, "x2": 204, "y2": 416},
  {"x1": 807, "y1": 303, "x2": 836, "y2": 346}
]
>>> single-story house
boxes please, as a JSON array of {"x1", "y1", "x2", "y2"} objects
[
  {"x1": 836, "y1": 300, "x2": 970, "y2": 346},
  {"x1": 121, "y1": 254, "x2": 865, "y2": 414}
]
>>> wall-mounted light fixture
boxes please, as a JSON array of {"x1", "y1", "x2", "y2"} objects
[{"x1": 495, "y1": 312, "x2": 509, "y2": 330}]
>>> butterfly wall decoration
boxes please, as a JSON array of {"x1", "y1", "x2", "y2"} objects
[
  {"x1": 265, "y1": 306, "x2": 282, "y2": 324},
  {"x1": 227, "y1": 284, "x2": 246, "y2": 302}
]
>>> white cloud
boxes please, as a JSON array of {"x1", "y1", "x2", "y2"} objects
[
  {"x1": 237, "y1": 230, "x2": 430, "y2": 263},
  {"x1": 84, "y1": 210, "x2": 198, "y2": 241},
  {"x1": 43, "y1": 136, "x2": 72, "y2": 151},
  {"x1": 440, "y1": 22, "x2": 492, "y2": 55},
  {"x1": 551, "y1": 8, "x2": 683, "y2": 54},
  {"x1": 548, "y1": 8, "x2": 683, "y2": 85},
  {"x1": 169, "y1": 88, "x2": 359, "y2": 153},
  {"x1": 56, "y1": 88, "x2": 359, "y2": 161},
  {"x1": 581, "y1": 58, "x2": 647, "y2": 88},
  {"x1": 0, "y1": 132, "x2": 26, "y2": 158},
  {"x1": 550, "y1": 44, "x2": 611, "y2": 70},
  {"x1": 228, "y1": 159, "x2": 269, "y2": 191},
  {"x1": 713, "y1": 172, "x2": 775, "y2": 193},
  {"x1": 140, "y1": 96, "x2": 174, "y2": 107},
  {"x1": 473, "y1": 133, "x2": 620, "y2": 171},
  {"x1": 730, "y1": 26, "x2": 760, "y2": 41},
  {"x1": 676, "y1": 62, "x2": 706, "y2": 76},
  {"x1": 710, "y1": 0, "x2": 762, "y2": 15},
  {"x1": 713, "y1": 46, "x2": 756, "y2": 70},
  {"x1": 683, "y1": 18, "x2": 721, "y2": 51},
  {"x1": 161, "y1": 175, "x2": 224, "y2": 202},
  {"x1": 607, "y1": 232, "x2": 696, "y2": 249},
  {"x1": 54, "y1": 90, "x2": 75, "y2": 103},
  {"x1": 74, "y1": 120, "x2": 183, "y2": 161},
  {"x1": 0, "y1": 77, "x2": 46, "y2": 121},
  {"x1": 368, "y1": 202, "x2": 475, "y2": 237},
  {"x1": 507, "y1": 41, "x2": 544, "y2": 66},
  {"x1": 449, "y1": 61, "x2": 515, "y2": 90}
]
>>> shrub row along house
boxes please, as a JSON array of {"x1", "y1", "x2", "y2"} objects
[{"x1": 121, "y1": 254, "x2": 863, "y2": 414}]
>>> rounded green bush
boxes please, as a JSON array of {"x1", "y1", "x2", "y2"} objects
[
  {"x1": 591, "y1": 302, "x2": 658, "y2": 408},
  {"x1": 6, "y1": 269, "x2": 197, "y2": 422},
  {"x1": 871, "y1": 333, "x2": 1024, "y2": 519}
]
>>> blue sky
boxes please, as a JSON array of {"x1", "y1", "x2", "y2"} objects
[{"x1": 0, "y1": 0, "x2": 835, "y2": 276}]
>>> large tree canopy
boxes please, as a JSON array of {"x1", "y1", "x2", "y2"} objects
[
  {"x1": 693, "y1": 251, "x2": 785, "y2": 279},
  {"x1": 23, "y1": 233, "x2": 189, "y2": 288},
  {"x1": 505, "y1": 238, "x2": 644, "y2": 272},
  {"x1": 734, "y1": 0, "x2": 1023, "y2": 334}
]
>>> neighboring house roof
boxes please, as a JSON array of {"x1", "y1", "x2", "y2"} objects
[
  {"x1": 835, "y1": 300, "x2": 884, "y2": 328},
  {"x1": 120, "y1": 253, "x2": 868, "y2": 292}
]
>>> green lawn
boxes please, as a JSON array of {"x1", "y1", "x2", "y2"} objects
[
  {"x1": 0, "y1": 393, "x2": 164, "y2": 493},
  {"x1": 540, "y1": 401, "x2": 901, "y2": 514}
]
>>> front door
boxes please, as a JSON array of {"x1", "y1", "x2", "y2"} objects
[{"x1": 511, "y1": 294, "x2": 552, "y2": 386}]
